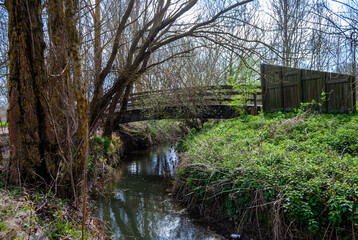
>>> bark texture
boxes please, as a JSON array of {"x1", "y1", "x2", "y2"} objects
[
  {"x1": 6, "y1": 0, "x2": 88, "y2": 198},
  {"x1": 7, "y1": 0, "x2": 48, "y2": 184}
]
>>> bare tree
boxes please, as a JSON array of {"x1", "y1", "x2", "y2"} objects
[
  {"x1": 85, "y1": 0, "x2": 255, "y2": 138},
  {"x1": 332, "y1": 0, "x2": 358, "y2": 75},
  {"x1": 266, "y1": 0, "x2": 312, "y2": 67},
  {"x1": 134, "y1": 41, "x2": 228, "y2": 129}
]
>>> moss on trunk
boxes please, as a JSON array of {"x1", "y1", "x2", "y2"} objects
[{"x1": 7, "y1": 0, "x2": 48, "y2": 184}]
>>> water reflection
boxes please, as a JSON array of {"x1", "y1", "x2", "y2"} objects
[
  {"x1": 127, "y1": 146, "x2": 177, "y2": 177},
  {"x1": 96, "y1": 146, "x2": 216, "y2": 240}
]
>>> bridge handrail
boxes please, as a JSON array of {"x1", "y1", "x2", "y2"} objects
[
  {"x1": 124, "y1": 84, "x2": 262, "y2": 111},
  {"x1": 129, "y1": 84, "x2": 260, "y2": 98}
]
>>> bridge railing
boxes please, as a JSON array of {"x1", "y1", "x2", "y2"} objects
[{"x1": 124, "y1": 85, "x2": 262, "y2": 111}]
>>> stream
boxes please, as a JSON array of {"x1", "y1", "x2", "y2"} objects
[{"x1": 95, "y1": 145, "x2": 220, "y2": 239}]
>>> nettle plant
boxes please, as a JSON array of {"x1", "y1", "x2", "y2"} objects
[{"x1": 297, "y1": 91, "x2": 327, "y2": 114}]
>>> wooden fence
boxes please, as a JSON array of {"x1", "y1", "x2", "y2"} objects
[{"x1": 261, "y1": 64, "x2": 357, "y2": 113}]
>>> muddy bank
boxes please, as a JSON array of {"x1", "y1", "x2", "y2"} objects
[
  {"x1": 117, "y1": 120, "x2": 187, "y2": 155},
  {"x1": 172, "y1": 179, "x2": 255, "y2": 240}
]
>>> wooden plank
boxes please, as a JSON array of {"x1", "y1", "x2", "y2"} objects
[
  {"x1": 283, "y1": 66, "x2": 300, "y2": 110},
  {"x1": 324, "y1": 72, "x2": 328, "y2": 113},
  {"x1": 262, "y1": 64, "x2": 282, "y2": 112},
  {"x1": 326, "y1": 74, "x2": 351, "y2": 113},
  {"x1": 261, "y1": 64, "x2": 267, "y2": 112},
  {"x1": 326, "y1": 78, "x2": 350, "y2": 84},
  {"x1": 302, "y1": 75, "x2": 321, "y2": 80},
  {"x1": 298, "y1": 68, "x2": 303, "y2": 106}
]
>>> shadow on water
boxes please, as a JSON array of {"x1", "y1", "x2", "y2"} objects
[{"x1": 96, "y1": 145, "x2": 217, "y2": 240}]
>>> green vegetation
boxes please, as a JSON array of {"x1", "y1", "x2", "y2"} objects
[
  {"x1": 127, "y1": 120, "x2": 184, "y2": 140},
  {"x1": 175, "y1": 112, "x2": 358, "y2": 239},
  {"x1": 89, "y1": 136, "x2": 121, "y2": 171},
  {"x1": 227, "y1": 60, "x2": 260, "y2": 113},
  {"x1": 87, "y1": 135, "x2": 122, "y2": 196},
  {"x1": 0, "y1": 188, "x2": 103, "y2": 239},
  {"x1": 119, "y1": 120, "x2": 185, "y2": 150}
]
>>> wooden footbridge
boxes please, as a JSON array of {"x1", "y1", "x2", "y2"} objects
[
  {"x1": 116, "y1": 85, "x2": 262, "y2": 124},
  {"x1": 116, "y1": 62, "x2": 357, "y2": 125}
]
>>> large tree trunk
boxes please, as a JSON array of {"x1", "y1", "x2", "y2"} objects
[
  {"x1": 66, "y1": 0, "x2": 89, "y2": 194},
  {"x1": 6, "y1": 0, "x2": 88, "y2": 199},
  {"x1": 102, "y1": 91, "x2": 121, "y2": 139},
  {"x1": 47, "y1": 0, "x2": 77, "y2": 198},
  {"x1": 102, "y1": 80, "x2": 135, "y2": 139},
  {"x1": 6, "y1": 0, "x2": 48, "y2": 184},
  {"x1": 113, "y1": 83, "x2": 134, "y2": 125}
]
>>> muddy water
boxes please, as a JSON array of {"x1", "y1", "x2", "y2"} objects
[{"x1": 96, "y1": 145, "x2": 219, "y2": 239}]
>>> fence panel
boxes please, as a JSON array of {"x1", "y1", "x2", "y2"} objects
[
  {"x1": 261, "y1": 64, "x2": 283, "y2": 112},
  {"x1": 282, "y1": 67, "x2": 301, "y2": 110}
]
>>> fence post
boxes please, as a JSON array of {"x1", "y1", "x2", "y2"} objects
[
  {"x1": 298, "y1": 69, "x2": 303, "y2": 106},
  {"x1": 324, "y1": 72, "x2": 328, "y2": 113},
  {"x1": 352, "y1": 76, "x2": 357, "y2": 112},
  {"x1": 260, "y1": 64, "x2": 266, "y2": 112},
  {"x1": 280, "y1": 66, "x2": 284, "y2": 110},
  {"x1": 252, "y1": 93, "x2": 257, "y2": 115}
]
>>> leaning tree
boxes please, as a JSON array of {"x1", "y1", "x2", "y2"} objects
[
  {"x1": 86, "y1": 0, "x2": 256, "y2": 138},
  {"x1": 5, "y1": 0, "x2": 257, "y2": 198}
]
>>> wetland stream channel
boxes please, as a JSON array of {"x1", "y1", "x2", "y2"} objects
[{"x1": 95, "y1": 145, "x2": 220, "y2": 239}]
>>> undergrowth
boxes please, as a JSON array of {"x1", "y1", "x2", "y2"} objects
[
  {"x1": 118, "y1": 120, "x2": 186, "y2": 153},
  {"x1": 174, "y1": 111, "x2": 358, "y2": 239},
  {"x1": 122, "y1": 120, "x2": 185, "y2": 144},
  {"x1": 88, "y1": 135, "x2": 122, "y2": 196},
  {"x1": 0, "y1": 187, "x2": 105, "y2": 239}
]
